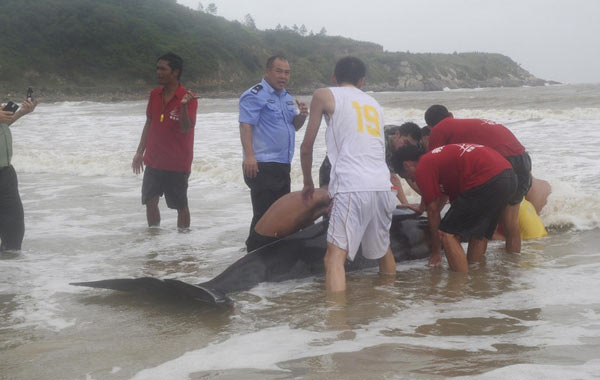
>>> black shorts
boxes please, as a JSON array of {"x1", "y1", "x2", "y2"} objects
[
  {"x1": 440, "y1": 169, "x2": 517, "y2": 240},
  {"x1": 245, "y1": 228, "x2": 279, "y2": 252},
  {"x1": 141, "y1": 166, "x2": 190, "y2": 210},
  {"x1": 505, "y1": 152, "x2": 532, "y2": 205}
]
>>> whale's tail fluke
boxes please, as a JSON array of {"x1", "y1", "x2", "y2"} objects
[{"x1": 70, "y1": 277, "x2": 232, "y2": 307}]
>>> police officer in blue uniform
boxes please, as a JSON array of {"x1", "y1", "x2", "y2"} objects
[{"x1": 239, "y1": 55, "x2": 308, "y2": 250}]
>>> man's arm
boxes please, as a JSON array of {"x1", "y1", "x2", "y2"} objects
[
  {"x1": 239, "y1": 122, "x2": 258, "y2": 178},
  {"x1": 239, "y1": 91, "x2": 263, "y2": 178},
  {"x1": 436, "y1": 195, "x2": 449, "y2": 209},
  {"x1": 178, "y1": 91, "x2": 196, "y2": 133},
  {"x1": 2, "y1": 99, "x2": 37, "y2": 126},
  {"x1": 405, "y1": 178, "x2": 421, "y2": 195},
  {"x1": 300, "y1": 88, "x2": 331, "y2": 203},
  {"x1": 390, "y1": 173, "x2": 409, "y2": 205},
  {"x1": 425, "y1": 199, "x2": 443, "y2": 266},
  {"x1": 292, "y1": 99, "x2": 308, "y2": 131},
  {"x1": 399, "y1": 198, "x2": 425, "y2": 214},
  {"x1": 0, "y1": 110, "x2": 13, "y2": 124},
  {"x1": 132, "y1": 118, "x2": 151, "y2": 174}
]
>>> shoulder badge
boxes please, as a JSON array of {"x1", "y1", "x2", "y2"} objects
[{"x1": 251, "y1": 84, "x2": 263, "y2": 94}]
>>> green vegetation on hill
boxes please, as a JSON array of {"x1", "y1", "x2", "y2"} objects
[{"x1": 0, "y1": 0, "x2": 552, "y2": 100}]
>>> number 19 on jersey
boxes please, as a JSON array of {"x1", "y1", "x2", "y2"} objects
[{"x1": 352, "y1": 101, "x2": 381, "y2": 137}]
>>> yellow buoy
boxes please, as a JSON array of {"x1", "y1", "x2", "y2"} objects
[{"x1": 519, "y1": 199, "x2": 548, "y2": 240}]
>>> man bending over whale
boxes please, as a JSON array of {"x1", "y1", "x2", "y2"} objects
[
  {"x1": 245, "y1": 157, "x2": 333, "y2": 252},
  {"x1": 300, "y1": 56, "x2": 397, "y2": 293},
  {"x1": 247, "y1": 187, "x2": 331, "y2": 252},
  {"x1": 392, "y1": 144, "x2": 517, "y2": 272},
  {"x1": 425, "y1": 104, "x2": 531, "y2": 253}
]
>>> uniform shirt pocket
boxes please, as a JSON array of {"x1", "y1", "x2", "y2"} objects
[
  {"x1": 286, "y1": 104, "x2": 297, "y2": 121},
  {"x1": 265, "y1": 102, "x2": 283, "y2": 120}
]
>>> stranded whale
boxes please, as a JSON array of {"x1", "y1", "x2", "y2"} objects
[{"x1": 71, "y1": 208, "x2": 430, "y2": 306}]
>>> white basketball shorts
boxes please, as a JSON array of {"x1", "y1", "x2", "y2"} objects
[{"x1": 327, "y1": 190, "x2": 397, "y2": 261}]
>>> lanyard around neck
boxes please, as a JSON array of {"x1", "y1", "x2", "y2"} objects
[{"x1": 160, "y1": 90, "x2": 175, "y2": 123}]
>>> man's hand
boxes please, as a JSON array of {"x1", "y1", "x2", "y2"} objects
[
  {"x1": 243, "y1": 155, "x2": 259, "y2": 178},
  {"x1": 301, "y1": 183, "x2": 315, "y2": 207},
  {"x1": 398, "y1": 203, "x2": 424, "y2": 214},
  {"x1": 293, "y1": 99, "x2": 309, "y2": 131},
  {"x1": 1, "y1": 99, "x2": 38, "y2": 126},
  {"x1": 179, "y1": 91, "x2": 196, "y2": 133},
  {"x1": 132, "y1": 152, "x2": 144, "y2": 175},
  {"x1": 428, "y1": 253, "x2": 443, "y2": 267},
  {"x1": 296, "y1": 99, "x2": 308, "y2": 117},
  {"x1": 19, "y1": 99, "x2": 37, "y2": 115},
  {"x1": 0, "y1": 110, "x2": 13, "y2": 123},
  {"x1": 181, "y1": 90, "x2": 196, "y2": 105}
]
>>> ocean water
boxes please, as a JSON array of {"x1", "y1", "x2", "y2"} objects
[{"x1": 1, "y1": 84, "x2": 599, "y2": 379}]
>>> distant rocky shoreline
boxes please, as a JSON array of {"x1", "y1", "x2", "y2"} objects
[
  {"x1": 3, "y1": 0, "x2": 559, "y2": 106},
  {"x1": 3, "y1": 79, "x2": 559, "y2": 104}
]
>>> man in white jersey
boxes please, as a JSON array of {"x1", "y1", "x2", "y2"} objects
[{"x1": 300, "y1": 56, "x2": 397, "y2": 293}]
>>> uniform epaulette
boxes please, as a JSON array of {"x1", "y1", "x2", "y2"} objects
[{"x1": 250, "y1": 84, "x2": 263, "y2": 94}]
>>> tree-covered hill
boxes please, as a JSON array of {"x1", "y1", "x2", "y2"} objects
[{"x1": 0, "y1": 0, "x2": 554, "y2": 100}]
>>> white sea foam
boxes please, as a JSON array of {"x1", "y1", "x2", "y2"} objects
[
  {"x1": 10, "y1": 98, "x2": 600, "y2": 232},
  {"x1": 454, "y1": 360, "x2": 600, "y2": 380},
  {"x1": 3, "y1": 85, "x2": 600, "y2": 379}
]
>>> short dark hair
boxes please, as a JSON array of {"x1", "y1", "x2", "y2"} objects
[
  {"x1": 398, "y1": 122, "x2": 422, "y2": 142},
  {"x1": 421, "y1": 125, "x2": 431, "y2": 137},
  {"x1": 266, "y1": 55, "x2": 288, "y2": 69},
  {"x1": 384, "y1": 125, "x2": 401, "y2": 140},
  {"x1": 157, "y1": 52, "x2": 183, "y2": 80},
  {"x1": 334, "y1": 56, "x2": 366, "y2": 86},
  {"x1": 391, "y1": 145, "x2": 425, "y2": 176},
  {"x1": 424, "y1": 104, "x2": 451, "y2": 127}
]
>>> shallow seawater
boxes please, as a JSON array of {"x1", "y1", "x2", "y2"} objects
[{"x1": 1, "y1": 84, "x2": 600, "y2": 379}]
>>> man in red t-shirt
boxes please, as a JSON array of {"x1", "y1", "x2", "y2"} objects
[
  {"x1": 425, "y1": 105, "x2": 531, "y2": 254},
  {"x1": 391, "y1": 144, "x2": 517, "y2": 273},
  {"x1": 132, "y1": 52, "x2": 198, "y2": 229}
]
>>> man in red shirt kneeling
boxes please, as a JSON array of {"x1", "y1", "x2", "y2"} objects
[{"x1": 392, "y1": 144, "x2": 517, "y2": 272}]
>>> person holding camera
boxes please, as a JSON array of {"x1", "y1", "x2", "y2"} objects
[{"x1": 0, "y1": 96, "x2": 37, "y2": 251}]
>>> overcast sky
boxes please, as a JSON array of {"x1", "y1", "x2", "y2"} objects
[{"x1": 178, "y1": 0, "x2": 600, "y2": 84}]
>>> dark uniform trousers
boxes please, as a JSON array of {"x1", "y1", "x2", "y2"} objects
[{"x1": 244, "y1": 162, "x2": 291, "y2": 244}]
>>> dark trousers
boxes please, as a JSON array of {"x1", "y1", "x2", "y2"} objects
[
  {"x1": 244, "y1": 162, "x2": 290, "y2": 245},
  {"x1": 0, "y1": 165, "x2": 25, "y2": 251}
]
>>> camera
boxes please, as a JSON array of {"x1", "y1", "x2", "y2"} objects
[{"x1": 2, "y1": 101, "x2": 19, "y2": 113}]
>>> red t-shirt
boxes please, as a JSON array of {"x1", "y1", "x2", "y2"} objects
[
  {"x1": 144, "y1": 84, "x2": 198, "y2": 172},
  {"x1": 428, "y1": 116, "x2": 525, "y2": 157},
  {"x1": 416, "y1": 143, "x2": 512, "y2": 204}
]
